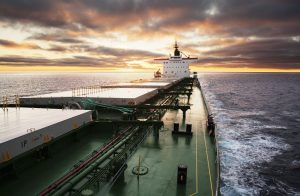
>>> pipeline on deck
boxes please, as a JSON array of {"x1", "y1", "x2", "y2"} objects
[
  {"x1": 38, "y1": 78, "x2": 196, "y2": 195},
  {"x1": 39, "y1": 125, "x2": 151, "y2": 195}
]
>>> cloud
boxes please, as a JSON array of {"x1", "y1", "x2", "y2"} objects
[
  {"x1": 0, "y1": 0, "x2": 299, "y2": 36},
  {"x1": 0, "y1": 0, "x2": 299, "y2": 70},
  {"x1": 0, "y1": 55, "x2": 125, "y2": 68},
  {"x1": 196, "y1": 38, "x2": 300, "y2": 69},
  {"x1": 47, "y1": 44, "x2": 69, "y2": 52},
  {"x1": 0, "y1": 44, "x2": 164, "y2": 68},
  {"x1": 0, "y1": 39, "x2": 40, "y2": 49},
  {"x1": 85, "y1": 45, "x2": 163, "y2": 58},
  {"x1": 28, "y1": 33, "x2": 85, "y2": 44},
  {"x1": 0, "y1": 39, "x2": 18, "y2": 47}
]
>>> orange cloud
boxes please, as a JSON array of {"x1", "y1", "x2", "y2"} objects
[{"x1": 0, "y1": 0, "x2": 299, "y2": 71}]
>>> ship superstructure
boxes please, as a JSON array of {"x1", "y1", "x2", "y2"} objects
[{"x1": 155, "y1": 41, "x2": 198, "y2": 78}]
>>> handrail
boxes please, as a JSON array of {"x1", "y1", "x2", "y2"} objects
[
  {"x1": 71, "y1": 84, "x2": 118, "y2": 97},
  {"x1": 197, "y1": 79, "x2": 221, "y2": 196},
  {"x1": 80, "y1": 98, "x2": 133, "y2": 113},
  {"x1": 1, "y1": 95, "x2": 21, "y2": 109}
]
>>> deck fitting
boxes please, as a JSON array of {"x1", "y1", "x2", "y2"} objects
[{"x1": 132, "y1": 166, "x2": 149, "y2": 176}]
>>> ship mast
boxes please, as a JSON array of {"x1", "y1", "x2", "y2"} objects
[{"x1": 174, "y1": 41, "x2": 180, "y2": 57}]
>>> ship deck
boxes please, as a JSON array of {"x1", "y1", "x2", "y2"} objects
[
  {"x1": 0, "y1": 108, "x2": 92, "y2": 164},
  {"x1": 20, "y1": 88, "x2": 158, "y2": 106},
  {"x1": 0, "y1": 108, "x2": 90, "y2": 144},
  {"x1": 23, "y1": 88, "x2": 157, "y2": 99},
  {"x1": 102, "y1": 81, "x2": 172, "y2": 89},
  {"x1": 109, "y1": 87, "x2": 216, "y2": 196},
  {"x1": 0, "y1": 123, "x2": 113, "y2": 195},
  {"x1": 0, "y1": 86, "x2": 217, "y2": 196}
]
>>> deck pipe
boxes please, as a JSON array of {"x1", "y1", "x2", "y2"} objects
[
  {"x1": 39, "y1": 126, "x2": 134, "y2": 196},
  {"x1": 51, "y1": 128, "x2": 139, "y2": 196}
]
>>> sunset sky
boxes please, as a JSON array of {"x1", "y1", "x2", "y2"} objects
[{"x1": 0, "y1": 0, "x2": 299, "y2": 72}]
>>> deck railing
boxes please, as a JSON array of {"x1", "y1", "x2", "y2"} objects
[
  {"x1": 1, "y1": 95, "x2": 21, "y2": 109},
  {"x1": 71, "y1": 85, "x2": 111, "y2": 97},
  {"x1": 197, "y1": 79, "x2": 221, "y2": 196}
]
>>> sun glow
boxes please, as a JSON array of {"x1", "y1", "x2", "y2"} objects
[{"x1": 0, "y1": 1, "x2": 299, "y2": 73}]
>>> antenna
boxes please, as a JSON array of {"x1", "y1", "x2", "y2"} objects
[
  {"x1": 180, "y1": 51, "x2": 189, "y2": 58},
  {"x1": 174, "y1": 40, "x2": 178, "y2": 49}
]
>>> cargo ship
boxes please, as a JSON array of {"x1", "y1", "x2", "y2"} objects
[{"x1": 0, "y1": 42, "x2": 220, "y2": 196}]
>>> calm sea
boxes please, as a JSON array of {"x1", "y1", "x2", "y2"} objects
[
  {"x1": 0, "y1": 72, "x2": 299, "y2": 195},
  {"x1": 0, "y1": 72, "x2": 152, "y2": 102}
]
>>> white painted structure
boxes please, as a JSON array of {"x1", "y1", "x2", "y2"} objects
[
  {"x1": 0, "y1": 108, "x2": 92, "y2": 163},
  {"x1": 20, "y1": 79, "x2": 184, "y2": 107},
  {"x1": 101, "y1": 81, "x2": 173, "y2": 89},
  {"x1": 20, "y1": 88, "x2": 158, "y2": 106},
  {"x1": 155, "y1": 42, "x2": 198, "y2": 79}
]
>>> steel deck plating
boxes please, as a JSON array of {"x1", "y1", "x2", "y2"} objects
[{"x1": 0, "y1": 108, "x2": 92, "y2": 163}]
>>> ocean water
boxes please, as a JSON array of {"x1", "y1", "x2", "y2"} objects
[
  {"x1": 0, "y1": 72, "x2": 152, "y2": 102},
  {"x1": 199, "y1": 73, "x2": 300, "y2": 196},
  {"x1": 0, "y1": 72, "x2": 299, "y2": 195}
]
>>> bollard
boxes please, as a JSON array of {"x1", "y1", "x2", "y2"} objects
[
  {"x1": 173, "y1": 123, "x2": 179, "y2": 133},
  {"x1": 186, "y1": 124, "x2": 192, "y2": 134},
  {"x1": 177, "y1": 164, "x2": 187, "y2": 184}
]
